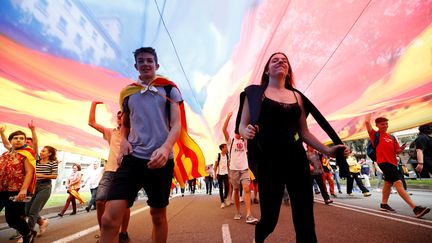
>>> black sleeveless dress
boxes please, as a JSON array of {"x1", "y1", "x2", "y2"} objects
[{"x1": 256, "y1": 93, "x2": 309, "y2": 174}]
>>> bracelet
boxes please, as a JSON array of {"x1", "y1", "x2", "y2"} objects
[{"x1": 418, "y1": 163, "x2": 423, "y2": 165}]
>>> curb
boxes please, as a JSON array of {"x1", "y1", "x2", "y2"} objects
[{"x1": 0, "y1": 206, "x2": 89, "y2": 231}]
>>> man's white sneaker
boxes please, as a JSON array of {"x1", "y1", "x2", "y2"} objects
[
  {"x1": 245, "y1": 215, "x2": 258, "y2": 224},
  {"x1": 234, "y1": 213, "x2": 242, "y2": 220},
  {"x1": 39, "y1": 219, "x2": 49, "y2": 236},
  {"x1": 220, "y1": 202, "x2": 225, "y2": 209}
]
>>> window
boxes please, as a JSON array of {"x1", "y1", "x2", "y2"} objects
[
  {"x1": 35, "y1": 0, "x2": 48, "y2": 16},
  {"x1": 79, "y1": 16, "x2": 86, "y2": 28},
  {"x1": 57, "y1": 17, "x2": 68, "y2": 35},
  {"x1": 92, "y1": 31, "x2": 98, "y2": 41},
  {"x1": 64, "y1": 0, "x2": 72, "y2": 9},
  {"x1": 74, "y1": 34, "x2": 82, "y2": 48}
]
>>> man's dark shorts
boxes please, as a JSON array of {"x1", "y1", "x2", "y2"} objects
[
  {"x1": 96, "y1": 171, "x2": 116, "y2": 202},
  {"x1": 106, "y1": 155, "x2": 174, "y2": 208},
  {"x1": 378, "y1": 162, "x2": 403, "y2": 183}
]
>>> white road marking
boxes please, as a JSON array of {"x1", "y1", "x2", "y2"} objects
[
  {"x1": 52, "y1": 194, "x2": 184, "y2": 242},
  {"x1": 222, "y1": 223, "x2": 232, "y2": 243},
  {"x1": 52, "y1": 205, "x2": 150, "y2": 243},
  {"x1": 315, "y1": 199, "x2": 432, "y2": 229}
]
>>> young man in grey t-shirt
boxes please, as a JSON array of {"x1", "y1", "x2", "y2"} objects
[{"x1": 100, "y1": 47, "x2": 182, "y2": 243}]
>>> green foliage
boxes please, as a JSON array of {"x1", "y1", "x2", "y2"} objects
[{"x1": 344, "y1": 139, "x2": 367, "y2": 157}]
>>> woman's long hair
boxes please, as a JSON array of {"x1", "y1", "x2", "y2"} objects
[
  {"x1": 260, "y1": 52, "x2": 295, "y2": 89},
  {"x1": 44, "y1": 146, "x2": 58, "y2": 163}
]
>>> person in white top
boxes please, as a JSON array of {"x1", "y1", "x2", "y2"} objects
[
  {"x1": 204, "y1": 164, "x2": 214, "y2": 195},
  {"x1": 83, "y1": 162, "x2": 104, "y2": 212},
  {"x1": 223, "y1": 112, "x2": 258, "y2": 224},
  {"x1": 88, "y1": 101, "x2": 130, "y2": 243},
  {"x1": 213, "y1": 143, "x2": 230, "y2": 208}
]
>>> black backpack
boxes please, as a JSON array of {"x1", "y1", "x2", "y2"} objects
[
  {"x1": 216, "y1": 152, "x2": 229, "y2": 169},
  {"x1": 366, "y1": 132, "x2": 380, "y2": 161}
]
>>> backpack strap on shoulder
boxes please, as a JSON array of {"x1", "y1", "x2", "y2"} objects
[
  {"x1": 374, "y1": 132, "x2": 380, "y2": 147},
  {"x1": 163, "y1": 85, "x2": 173, "y2": 129},
  {"x1": 229, "y1": 138, "x2": 234, "y2": 157}
]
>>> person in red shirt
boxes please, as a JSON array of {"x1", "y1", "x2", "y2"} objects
[{"x1": 365, "y1": 115, "x2": 430, "y2": 218}]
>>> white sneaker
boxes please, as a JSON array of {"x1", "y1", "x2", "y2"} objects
[
  {"x1": 220, "y1": 202, "x2": 225, "y2": 209},
  {"x1": 245, "y1": 215, "x2": 259, "y2": 224},
  {"x1": 240, "y1": 197, "x2": 244, "y2": 203},
  {"x1": 39, "y1": 218, "x2": 49, "y2": 236},
  {"x1": 234, "y1": 213, "x2": 242, "y2": 220},
  {"x1": 225, "y1": 200, "x2": 232, "y2": 206}
]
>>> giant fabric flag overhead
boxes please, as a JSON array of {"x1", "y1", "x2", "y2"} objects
[{"x1": 1, "y1": 0, "x2": 431, "y2": 163}]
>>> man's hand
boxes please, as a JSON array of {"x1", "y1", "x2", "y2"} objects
[
  {"x1": 16, "y1": 188, "x2": 27, "y2": 201},
  {"x1": 243, "y1": 124, "x2": 257, "y2": 140},
  {"x1": 328, "y1": 145, "x2": 350, "y2": 158},
  {"x1": 365, "y1": 113, "x2": 371, "y2": 122},
  {"x1": 28, "y1": 120, "x2": 35, "y2": 131},
  {"x1": 0, "y1": 126, "x2": 5, "y2": 133},
  {"x1": 117, "y1": 139, "x2": 132, "y2": 165},
  {"x1": 92, "y1": 101, "x2": 103, "y2": 105},
  {"x1": 148, "y1": 146, "x2": 170, "y2": 169},
  {"x1": 415, "y1": 163, "x2": 423, "y2": 173}
]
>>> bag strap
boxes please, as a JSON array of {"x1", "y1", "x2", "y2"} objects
[
  {"x1": 242, "y1": 85, "x2": 350, "y2": 177},
  {"x1": 373, "y1": 132, "x2": 380, "y2": 148},
  {"x1": 163, "y1": 85, "x2": 173, "y2": 129},
  {"x1": 229, "y1": 138, "x2": 234, "y2": 157}
]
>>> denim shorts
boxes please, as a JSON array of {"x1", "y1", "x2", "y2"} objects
[{"x1": 106, "y1": 155, "x2": 174, "y2": 208}]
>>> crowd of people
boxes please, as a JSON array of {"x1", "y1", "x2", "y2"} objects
[{"x1": 1, "y1": 48, "x2": 431, "y2": 243}]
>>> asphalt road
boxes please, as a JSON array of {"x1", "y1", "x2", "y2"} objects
[{"x1": 1, "y1": 187, "x2": 432, "y2": 243}]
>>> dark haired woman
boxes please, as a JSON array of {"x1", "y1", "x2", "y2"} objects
[
  {"x1": 26, "y1": 146, "x2": 58, "y2": 235},
  {"x1": 58, "y1": 163, "x2": 84, "y2": 216},
  {"x1": 240, "y1": 52, "x2": 349, "y2": 243}
]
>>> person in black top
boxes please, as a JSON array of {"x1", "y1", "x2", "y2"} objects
[
  {"x1": 415, "y1": 123, "x2": 432, "y2": 176},
  {"x1": 239, "y1": 52, "x2": 349, "y2": 243}
]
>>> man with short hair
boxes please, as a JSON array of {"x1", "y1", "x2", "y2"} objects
[
  {"x1": 83, "y1": 162, "x2": 103, "y2": 212},
  {"x1": 223, "y1": 112, "x2": 258, "y2": 224},
  {"x1": 214, "y1": 143, "x2": 230, "y2": 209},
  {"x1": 100, "y1": 47, "x2": 182, "y2": 243},
  {"x1": 0, "y1": 130, "x2": 37, "y2": 243},
  {"x1": 365, "y1": 114, "x2": 430, "y2": 218},
  {"x1": 415, "y1": 123, "x2": 432, "y2": 176}
]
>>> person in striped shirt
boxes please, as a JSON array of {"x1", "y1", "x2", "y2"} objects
[{"x1": 26, "y1": 145, "x2": 58, "y2": 235}]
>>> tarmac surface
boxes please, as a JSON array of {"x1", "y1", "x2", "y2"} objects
[{"x1": 1, "y1": 186, "x2": 431, "y2": 243}]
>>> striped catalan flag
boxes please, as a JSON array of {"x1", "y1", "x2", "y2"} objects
[
  {"x1": 119, "y1": 76, "x2": 207, "y2": 189},
  {"x1": 15, "y1": 145, "x2": 37, "y2": 194}
]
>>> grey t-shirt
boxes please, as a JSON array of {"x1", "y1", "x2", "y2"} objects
[{"x1": 125, "y1": 85, "x2": 182, "y2": 160}]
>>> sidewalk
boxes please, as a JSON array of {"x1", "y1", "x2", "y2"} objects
[{"x1": 0, "y1": 205, "x2": 88, "y2": 231}]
